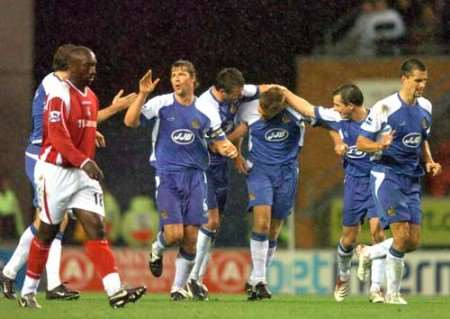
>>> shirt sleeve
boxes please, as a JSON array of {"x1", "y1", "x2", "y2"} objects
[
  {"x1": 359, "y1": 102, "x2": 386, "y2": 140},
  {"x1": 314, "y1": 107, "x2": 342, "y2": 131},
  {"x1": 240, "y1": 84, "x2": 259, "y2": 102},
  {"x1": 46, "y1": 97, "x2": 89, "y2": 167},
  {"x1": 236, "y1": 100, "x2": 260, "y2": 126},
  {"x1": 140, "y1": 95, "x2": 165, "y2": 126}
]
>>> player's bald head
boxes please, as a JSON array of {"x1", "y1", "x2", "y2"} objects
[
  {"x1": 68, "y1": 46, "x2": 96, "y2": 65},
  {"x1": 52, "y1": 43, "x2": 77, "y2": 71}
]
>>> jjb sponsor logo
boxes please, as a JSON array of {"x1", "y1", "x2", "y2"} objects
[
  {"x1": 402, "y1": 132, "x2": 422, "y2": 148},
  {"x1": 346, "y1": 146, "x2": 366, "y2": 159},
  {"x1": 171, "y1": 129, "x2": 195, "y2": 145},
  {"x1": 264, "y1": 128, "x2": 289, "y2": 142},
  {"x1": 49, "y1": 111, "x2": 61, "y2": 123}
]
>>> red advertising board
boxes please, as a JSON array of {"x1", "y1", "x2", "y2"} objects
[{"x1": 60, "y1": 248, "x2": 251, "y2": 293}]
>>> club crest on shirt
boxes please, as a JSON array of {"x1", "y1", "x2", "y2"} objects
[
  {"x1": 282, "y1": 115, "x2": 290, "y2": 124},
  {"x1": 249, "y1": 192, "x2": 256, "y2": 201},
  {"x1": 386, "y1": 207, "x2": 396, "y2": 216},
  {"x1": 230, "y1": 104, "x2": 237, "y2": 114},
  {"x1": 192, "y1": 119, "x2": 200, "y2": 129},
  {"x1": 160, "y1": 210, "x2": 169, "y2": 220}
]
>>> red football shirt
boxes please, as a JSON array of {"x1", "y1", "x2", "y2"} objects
[{"x1": 40, "y1": 80, "x2": 98, "y2": 168}]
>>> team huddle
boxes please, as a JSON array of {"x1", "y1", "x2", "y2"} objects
[{"x1": 0, "y1": 44, "x2": 441, "y2": 308}]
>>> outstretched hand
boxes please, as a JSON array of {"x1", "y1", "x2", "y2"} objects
[
  {"x1": 110, "y1": 89, "x2": 137, "y2": 112},
  {"x1": 139, "y1": 69, "x2": 160, "y2": 94}
]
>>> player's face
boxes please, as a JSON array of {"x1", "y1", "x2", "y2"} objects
[
  {"x1": 222, "y1": 86, "x2": 243, "y2": 103},
  {"x1": 333, "y1": 94, "x2": 353, "y2": 119},
  {"x1": 401, "y1": 69, "x2": 428, "y2": 98},
  {"x1": 72, "y1": 51, "x2": 97, "y2": 87},
  {"x1": 171, "y1": 67, "x2": 195, "y2": 97}
]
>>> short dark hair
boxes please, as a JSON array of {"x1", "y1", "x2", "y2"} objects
[
  {"x1": 52, "y1": 44, "x2": 77, "y2": 71},
  {"x1": 259, "y1": 87, "x2": 285, "y2": 119},
  {"x1": 214, "y1": 68, "x2": 245, "y2": 93},
  {"x1": 332, "y1": 84, "x2": 364, "y2": 106},
  {"x1": 400, "y1": 58, "x2": 427, "y2": 77},
  {"x1": 171, "y1": 60, "x2": 196, "y2": 79}
]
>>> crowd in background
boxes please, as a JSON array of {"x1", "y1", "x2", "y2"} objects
[{"x1": 326, "y1": 0, "x2": 449, "y2": 56}]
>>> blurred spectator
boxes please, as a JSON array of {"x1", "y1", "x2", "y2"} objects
[
  {"x1": 408, "y1": 2, "x2": 442, "y2": 54},
  {"x1": 0, "y1": 178, "x2": 24, "y2": 241},
  {"x1": 333, "y1": 0, "x2": 405, "y2": 56}
]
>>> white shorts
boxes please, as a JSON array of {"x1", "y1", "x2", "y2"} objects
[{"x1": 34, "y1": 160, "x2": 105, "y2": 225}]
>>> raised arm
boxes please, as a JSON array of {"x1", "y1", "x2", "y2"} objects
[
  {"x1": 98, "y1": 89, "x2": 137, "y2": 123},
  {"x1": 124, "y1": 69, "x2": 160, "y2": 128},
  {"x1": 279, "y1": 87, "x2": 315, "y2": 118}
]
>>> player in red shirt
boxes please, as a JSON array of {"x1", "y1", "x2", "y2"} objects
[{"x1": 18, "y1": 46, "x2": 146, "y2": 309}]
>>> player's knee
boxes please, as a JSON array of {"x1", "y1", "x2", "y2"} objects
[
  {"x1": 405, "y1": 238, "x2": 420, "y2": 252},
  {"x1": 164, "y1": 230, "x2": 184, "y2": 246},
  {"x1": 253, "y1": 220, "x2": 270, "y2": 234},
  {"x1": 36, "y1": 223, "x2": 59, "y2": 244},
  {"x1": 206, "y1": 217, "x2": 220, "y2": 231}
]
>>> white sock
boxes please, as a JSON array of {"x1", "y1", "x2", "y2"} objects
[
  {"x1": 152, "y1": 232, "x2": 168, "y2": 257},
  {"x1": 46, "y1": 235, "x2": 63, "y2": 290},
  {"x1": 172, "y1": 250, "x2": 195, "y2": 291},
  {"x1": 386, "y1": 247, "x2": 404, "y2": 295},
  {"x1": 337, "y1": 241, "x2": 353, "y2": 281},
  {"x1": 249, "y1": 233, "x2": 268, "y2": 285},
  {"x1": 267, "y1": 240, "x2": 277, "y2": 268},
  {"x1": 3, "y1": 225, "x2": 36, "y2": 279},
  {"x1": 370, "y1": 258, "x2": 385, "y2": 292},
  {"x1": 21, "y1": 275, "x2": 40, "y2": 296},
  {"x1": 190, "y1": 227, "x2": 214, "y2": 281},
  {"x1": 103, "y1": 272, "x2": 122, "y2": 296},
  {"x1": 368, "y1": 238, "x2": 393, "y2": 259}
]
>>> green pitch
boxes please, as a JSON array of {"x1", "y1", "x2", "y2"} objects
[{"x1": 0, "y1": 293, "x2": 449, "y2": 319}]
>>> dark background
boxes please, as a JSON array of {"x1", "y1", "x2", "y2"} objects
[{"x1": 33, "y1": 0, "x2": 358, "y2": 246}]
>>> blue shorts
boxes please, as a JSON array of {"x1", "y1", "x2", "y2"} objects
[
  {"x1": 246, "y1": 162, "x2": 298, "y2": 220},
  {"x1": 206, "y1": 162, "x2": 229, "y2": 212},
  {"x1": 342, "y1": 174, "x2": 377, "y2": 226},
  {"x1": 25, "y1": 144, "x2": 41, "y2": 208},
  {"x1": 370, "y1": 165, "x2": 421, "y2": 228},
  {"x1": 155, "y1": 169, "x2": 208, "y2": 228}
]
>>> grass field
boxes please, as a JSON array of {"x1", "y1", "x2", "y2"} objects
[{"x1": 0, "y1": 293, "x2": 449, "y2": 319}]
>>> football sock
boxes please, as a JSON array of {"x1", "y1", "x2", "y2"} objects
[
  {"x1": 386, "y1": 246, "x2": 405, "y2": 295},
  {"x1": 3, "y1": 225, "x2": 37, "y2": 279},
  {"x1": 337, "y1": 240, "x2": 353, "y2": 282},
  {"x1": 85, "y1": 240, "x2": 121, "y2": 296},
  {"x1": 46, "y1": 232, "x2": 64, "y2": 290},
  {"x1": 21, "y1": 237, "x2": 50, "y2": 296},
  {"x1": 249, "y1": 232, "x2": 268, "y2": 285},
  {"x1": 370, "y1": 258, "x2": 385, "y2": 293},
  {"x1": 267, "y1": 239, "x2": 277, "y2": 268},
  {"x1": 152, "y1": 231, "x2": 168, "y2": 257},
  {"x1": 190, "y1": 227, "x2": 215, "y2": 281},
  {"x1": 367, "y1": 237, "x2": 393, "y2": 259},
  {"x1": 172, "y1": 248, "x2": 195, "y2": 291}
]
